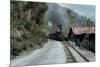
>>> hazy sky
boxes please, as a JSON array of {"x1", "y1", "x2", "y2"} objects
[{"x1": 58, "y1": 4, "x2": 95, "y2": 21}]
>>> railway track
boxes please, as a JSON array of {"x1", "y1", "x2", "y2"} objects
[
  {"x1": 64, "y1": 44, "x2": 76, "y2": 63},
  {"x1": 63, "y1": 42, "x2": 89, "y2": 63}
]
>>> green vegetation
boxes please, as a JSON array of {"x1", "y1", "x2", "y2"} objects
[
  {"x1": 63, "y1": 26, "x2": 70, "y2": 37},
  {"x1": 11, "y1": 1, "x2": 48, "y2": 59},
  {"x1": 65, "y1": 8, "x2": 94, "y2": 27},
  {"x1": 80, "y1": 34, "x2": 90, "y2": 50}
]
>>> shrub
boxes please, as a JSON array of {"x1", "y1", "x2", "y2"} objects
[{"x1": 80, "y1": 34, "x2": 90, "y2": 50}]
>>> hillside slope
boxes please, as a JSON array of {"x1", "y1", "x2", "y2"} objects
[{"x1": 11, "y1": 1, "x2": 48, "y2": 59}]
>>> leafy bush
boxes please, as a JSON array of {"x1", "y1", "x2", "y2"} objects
[{"x1": 80, "y1": 34, "x2": 90, "y2": 50}]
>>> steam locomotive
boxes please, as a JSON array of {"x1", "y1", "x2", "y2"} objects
[
  {"x1": 48, "y1": 24, "x2": 64, "y2": 41},
  {"x1": 48, "y1": 31, "x2": 64, "y2": 41}
]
